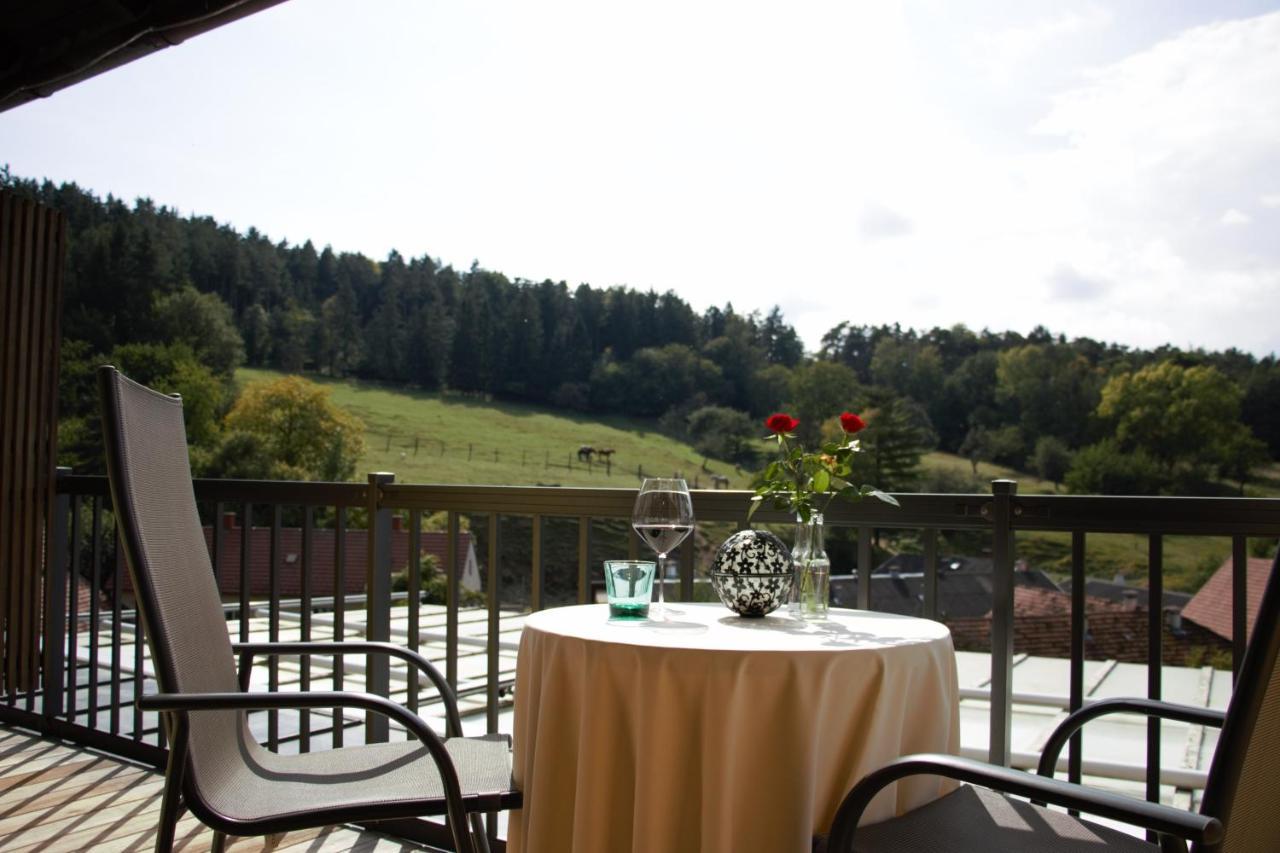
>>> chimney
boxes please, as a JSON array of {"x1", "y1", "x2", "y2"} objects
[
  {"x1": 223, "y1": 512, "x2": 238, "y2": 530},
  {"x1": 1122, "y1": 589, "x2": 1140, "y2": 612},
  {"x1": 392, "y1": 515, "x2": 404, "y2": 531}
]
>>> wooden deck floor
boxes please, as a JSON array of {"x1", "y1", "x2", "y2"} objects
[{"x1": 0, "y1": 726, "x2": 438, "y2": 852}]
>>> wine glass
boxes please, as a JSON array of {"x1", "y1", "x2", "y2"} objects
[{"x1": 631, "y1": 478, "x2": 694, "y2": 619}]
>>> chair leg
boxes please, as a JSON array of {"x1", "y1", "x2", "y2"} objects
[
  {"x1": 469, "y1": 813, "x2": 491, "y2": 853},
  {"x1": 154, "y1": 763, "x2": 184, "y2": 853},
  {"x1": 210, "y1": 831, "x2": 228, "y2": 853},
  {"x1": 155, "y1": 715, "x2": 188, "y2": 853}
]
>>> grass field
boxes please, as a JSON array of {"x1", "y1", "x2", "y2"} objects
[
  {"x1": 236, "y1": 368, "x2": 1272, "y2": 591},
  {"x1": 922, "y1": 451, "x2": 1059, "y2": 493},
  {"x1": 1250, "y1": 461, "x2": 1280, "y2": 497},
  {"x1": 919, "y1": 452, "x2": 1272, "y2": 591},
  {"x1": 235, "y1": 368, "x2": 748, "y2": 490}
]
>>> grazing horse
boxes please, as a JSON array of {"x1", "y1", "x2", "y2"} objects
[
  {"x1": 710, "y1": 474, "x2": 730, "y2": 489},
  {"x1": 577, "y1": 445, "x2": 595, "y2": 462},
  {"x1": 595, "y1": 448, "x2": 616, "y2": 461}
]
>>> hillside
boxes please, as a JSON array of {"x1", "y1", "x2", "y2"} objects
[
  {"x1": 918, "y1": 451, "x2": 1243, "y2": 592},
  {"x1": 235, "y1": 368, "x2": 747, "y2": 490},
  {"x1": 236, "y1": 369, "x2": 1267, "y2": 592}
]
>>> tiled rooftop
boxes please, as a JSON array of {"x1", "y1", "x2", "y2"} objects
[{"x1": 1180, "y1": 555, "x2": 1272, "y2": 643}]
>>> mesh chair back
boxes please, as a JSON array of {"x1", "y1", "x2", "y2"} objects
[
  {"x1": 99, "y1": 367, "x2": 249, "y2": 800},
  {"x1": 1199, "y1": 546, "x2": 1280, "y2": 852}
]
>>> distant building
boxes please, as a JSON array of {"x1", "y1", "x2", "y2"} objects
[
  {"x1": 945, "y1": 586, "x2": 1225, "y2": 665},
  {"x1": 194, "y1": 513, "x2": 480, "y2": 599},
  {"x1": 874, "y1": 553, "x2": 994, "y2": 576},
  {"x1": 1060, "y1": 577, "x2": 1192, "y2": 612},
  {"x1": 1180, "y1": 555, "x2": 1274, "y2": 646},
  {"x1": 830, "y1": 556, "x2": 1060, "y2": 619},
  {"x1": 839, "y1": 554, "x2": 1231, "y2": 665}
]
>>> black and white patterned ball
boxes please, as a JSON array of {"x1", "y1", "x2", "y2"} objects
[
  {"x1": 711, "y1": 529, "x2": 791, "y2": 575},
  {"x1": 710, "y1": 529, "x2": 792, "y2": 617},
  {"x1": 711, "y1": 572, "x2": 792, "y2": 617}
]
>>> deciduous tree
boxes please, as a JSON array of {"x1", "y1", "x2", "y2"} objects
[
  {"x1": 153, "y1": 284, "x2": 244, "y2": 376},
  {"x1": 222, "y1": 376, "x2": 366, "y2": 481},
  {"x1": 996, "y1": 344, "x2": 1100, "y2": 447},
  {"x1": 843, "y1": 395, "x2": 932, "y2": 492},
  {"x1": 686, "y1": 406, "x2": 759, "y2": 466},
  {"x1": 787, "y1": 361, "x2": 863, "y2": 445},
  {"x1": 1097, "y1": 361, "x2": 1253, "y2": 478},
  {"x1": 1029, "y1": 436, "x2": 1072, "y2": 490}
]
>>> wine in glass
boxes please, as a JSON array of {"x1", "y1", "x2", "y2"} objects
[{"x1": 631, "y1": 478, "x2": 694, "y2": 619}]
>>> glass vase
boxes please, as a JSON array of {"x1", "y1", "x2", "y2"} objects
[{"x1": 790, "y1": 512, "x2": 830, "y2": 619}]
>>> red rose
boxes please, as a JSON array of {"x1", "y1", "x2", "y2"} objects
[
  {"x1": 765, "y1": 413, "x2": 799, "y2": 434},
  {"x1": 839, "y1": 412, "x2": 866, "y2": 434}
]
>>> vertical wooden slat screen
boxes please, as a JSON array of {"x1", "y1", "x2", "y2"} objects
[{"x1": 0, "y1": 188, "x2": 67, "y2": 695}]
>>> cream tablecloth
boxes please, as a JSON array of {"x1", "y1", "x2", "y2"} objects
[{"x1": 508, "y1": 603, "x2": 959, "y2": 853}]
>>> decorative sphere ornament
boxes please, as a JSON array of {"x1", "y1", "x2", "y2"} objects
[
  {"x1": 712, "y1": 529, "x2": 791, "y2": 575},
  {"x1": 710, "y1": 529, "x2": 792, "y2": 617}
]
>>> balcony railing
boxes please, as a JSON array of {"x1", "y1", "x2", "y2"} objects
[{"x1": 4, "y1": 470, "x2": 1279, "y2": 849}]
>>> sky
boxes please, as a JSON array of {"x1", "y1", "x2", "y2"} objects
[{"x1": 3, "y1": 0, "x2": 1279, "y2": 357}]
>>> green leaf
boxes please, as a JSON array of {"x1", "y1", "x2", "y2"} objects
[
  {"x1": 813, "y1": 468, "x2": 830, "y2": 493},
  {"x1": 867, "y1": 488, "x2": 900, "y2": 507}
]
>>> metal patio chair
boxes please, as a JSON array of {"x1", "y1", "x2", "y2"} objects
[
  {"x1": 98, "y1": 366, "x2": 520, "y2": 853},
  {"x1": 820, "y1": 545, "x2": 1280, "y2": 852}
]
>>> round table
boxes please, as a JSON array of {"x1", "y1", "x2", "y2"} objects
[{"x1": 508, "y1": 603, "x2": 959, "y2": 853}]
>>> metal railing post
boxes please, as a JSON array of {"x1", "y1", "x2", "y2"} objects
[
  {"x1": 366, "y1": 472, "x2": 395, "y2": 742},
  {"x1": 857, "y1": 526, "x2": 873, "y2": 610},
  {"x1": 988, "y1": 479, "x2": 1017, "y2": 766},
  {"x1": 42, "y1": 467, "x2": 72, "y2": 721},
  {"x1": 446, "y1": 510, "x2": 459, "y2": 691},
  {"x1": 24, "y1": 474, "x2": 1280, "y2": 793}
]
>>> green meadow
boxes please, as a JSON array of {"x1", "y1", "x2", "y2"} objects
[
  {"x1": 236, "y1": 368, "x2": 1268, "y2": 591},
  {"x1": 235, "y1": 368, "x2": 748, "y2": 490}
]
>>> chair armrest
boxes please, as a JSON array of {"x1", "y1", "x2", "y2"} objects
[
  {"x1": 825, "y1": 753, "x2": 1222, "y2": 853},
  {"x1": 137, "y1": 688, "x2": 448, "y2": 749},
  {"x1": 1038, "y1": 698, "x2": 1226, "y2": 778},
  {"x1": 231, "y1": 640, "x2": 462, "y2": 736},
  {"x1": 137, "y1": 689, "x2": 478, "y2": 853}
]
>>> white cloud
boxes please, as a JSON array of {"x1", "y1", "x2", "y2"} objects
[
  {"x1": 1014, "y1": 11, "x2": 1280, "y2": 353},
  {"x1": 1048, "y1": 265, "x2": 1110, "y2": 300},
  {"x1": 975, "y1": 6, "x2": 1114, "y2": 81},
  {"x1": 2, "y1": 1, "x2": 1279, "y2": 357},
  {"x1": 859, "y1": 204, "x2": 913, "y2": 239}
]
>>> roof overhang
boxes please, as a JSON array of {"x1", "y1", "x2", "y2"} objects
[{"x1": 1, "y1": 0, "x2": 290, "y2": 113}]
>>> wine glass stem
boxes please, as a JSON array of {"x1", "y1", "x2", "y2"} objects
[{"x1": 656, "y1": 552, "x2": 666, "y2": 612}]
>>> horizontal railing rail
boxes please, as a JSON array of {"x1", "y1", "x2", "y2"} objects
[{"x1": 6, "y1": 470, "x2": 1278, "y2": 851}]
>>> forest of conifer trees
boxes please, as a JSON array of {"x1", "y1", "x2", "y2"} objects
[{"x1": 7, "y1": 168, "x2": 1277, "y2": 495}]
